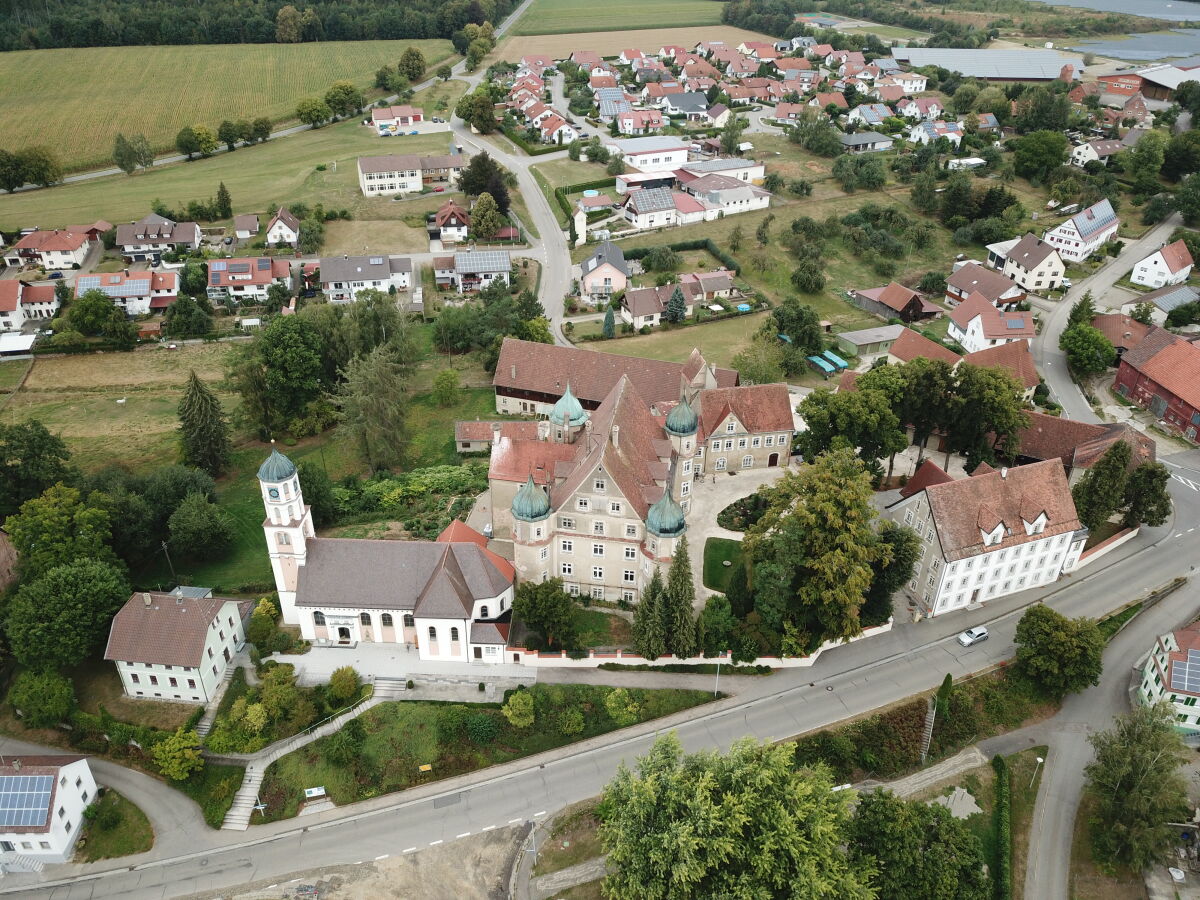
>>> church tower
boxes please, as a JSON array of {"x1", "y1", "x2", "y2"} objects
[{"x1": 258, "y1": 444, "x2": 314, "y2": 625}]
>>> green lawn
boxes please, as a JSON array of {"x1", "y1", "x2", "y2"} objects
[
  {"x1": 75, "y1": 790, "x2": 154, "y2": 862},
  {"x1": 702, "y1": 537, "x2": 744, "y2": 593},
  {"x1": 72, "y1": 657, "x2": 194, "y2": 732},
  {"x1": 576, "y1": 312, "x2": 769, "y2": 372},
  {"x1": 170, "y1": 764, "x2": 245, "y2": 829},
  {"x1": 510, "y1": 0, "x2": 722, "y2": 35},
  {"x1": 0, "y1": 40, "x2": 455, "y2": 172},
  {"x1": 574, "y1": 609, "x2": 632, "y2": 648},
  {"x1": 533, "y1": 798, "x2": 603, "y2": 877},
  {"x1": 258, "y1": 684, "x2": 711, "y2": 822},
  {"x1": 402, "y1": 386, "x2": 523, "y2": 469},
  {"x1": 0, "y1": 359, "x2": 30, "y2": 393}
]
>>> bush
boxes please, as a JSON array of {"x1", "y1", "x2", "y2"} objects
[
  {"x1": 437, "y1": 704, "x2": 470, "y2": 737},
  {"x1": 604, "y1": 688, "x2": 641, "y2": 726},
  {"x1": 328, "y1": 666, "x2": 360, "y2": 705},
  {"x1": 502, "y1": 689, "x2": 535, "y2": 728},
  {"x1": 992, "y1": 755, "x2": 1013, "y2": 900},
  {"x1": 558, "y1": 707, "x2": 584, "y2": 735},
  {"x1": 466, "y1": 712, "x2": 499, "y2": 744},
  {"x1": 8, "y1": 669, "x2": 74, "y2": 728}
]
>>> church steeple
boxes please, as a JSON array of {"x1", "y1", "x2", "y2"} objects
[{"x1": 258, "y1": 441, "x2": 314, "y2": 625}]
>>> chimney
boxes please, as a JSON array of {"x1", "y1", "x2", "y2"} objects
[
  {"x1": 1000, "y1": 467, "x2": 1008, "y2": 479},
  {"x1": 143, "y1": 592, "x2": 153, "y2": 607},
  {"x1": 611, "y1": 424, "x2": 620, "y2": 448}
]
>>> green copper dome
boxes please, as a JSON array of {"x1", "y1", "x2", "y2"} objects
[
  {"x1": 549, "y1": 383, "x2": 588, "y2": 427},
  {"x1": 257, "y1": 446, "x2": 297, "y2": 482},
  {"x1": 665, "y1": 397, "x2": 698, "y2": 436},
  {"x1": 512, "y1": 475, "x2": 551, "y2": 522},
  {"x1": 646, "y1": 488, "x2": 686, "y2": 538}
]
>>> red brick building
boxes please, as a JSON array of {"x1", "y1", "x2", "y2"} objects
[{"x1": 1114, "y1": 326, "x2": 1200, "y2": 443}]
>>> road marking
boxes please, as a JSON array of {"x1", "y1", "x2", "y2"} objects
[
  {"x1": 429, "y1": 840, "x2": 443, "y2": 846},
  {"x1": 482, "y1": 825, "x2": 495, "y2": 831},
  {"x1": 456, "y1": 832, "x2": 471, "y2": 838},
  {"x1": 375, "y1": 854, "x2": 389, "y2": 860},
  {"x1": 533, "y1": 811, "x2": 546, "y2": 817},
  {"x1": 402, "y1": 847, "x2": 417, "y2": 854},
  {"x1": 508, "y1": 818, "x2": 522, "y2": 824},
  {"x1": 1172, "y1": 474, "x2": 1200, "y2": 492}
]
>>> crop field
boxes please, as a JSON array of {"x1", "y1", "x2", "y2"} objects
[
  {"x1": 0, "y1": 40, "x2": 455, "y2": 172},
  {"x1": 493, "y1": 25, "x2": 772, "y2": 63},
  {"x1": 510, "y1": 0, "x2": 723, "y2": 35}
]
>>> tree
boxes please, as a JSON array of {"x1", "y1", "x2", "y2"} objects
[
  {"x1": 771, "y1": 298, "x2": 823, "y2": 355},
  {"x1": 513, "y1": 578, "x2": 576, "y2": 651},
  {"x1": 16, "y1": 146, "x2": 62, "y2": 187},
  {"x1": 1013, "y1": 130, "x2": 1068, "y2": 181},
  {"x1": 217, "y1": 120, "x2": 240, "y2": 152},
  {"x1": 606, "y1": 154, "x2": 625, "y2": 176},
  {"x1": 7, "y1": 670, "x2": 74, "y2": 729},
  {"x1": 437, "y1": 64, "x2": 453, "y2": 81},
  {"x1": 297, "y1": 460, "x2": 336, "y2": 528},
  {"x1": 729, "y1": 224, "x2": 744, "y2": 251},
  {"x1": 432, "y1": 368, "x2": 461, "y2": 407},
  {"x1": 918, "y1": 270, "x2": 946, "y2": 294},
  {"x1": 1067, "y1": 290, "x2": 1096, "y2": 328},
  {"x1": 1130, "y1": 301, "x2": 1156, "y2": 326},
  {"x1": 168, "y1": 492, "x2": 234, "y2": 561},
  {"x1": 1085, "y1": 703, "x2": 1189, "y2": 870},
  {"x1": 910, "y1": 170, "x2": 939, "y2": 213},
  {"x1": 471, "y1": 191, "x2": 503, "y2": 239},
  {"x1": 0, "y1": 421, "x2": 72, "y2": 518},
  {"x1": 794, "y1": 388, "x2": 907, "y2": 473},
  {"x1": 297, "y1": 97, "x2": 332, "y2": 128},
  {"x1": 602, "y1": 305, "x2": 615, "y2": 339},
  {"x1": 730, "y1": 333, "x2": 785, "y2": 385},
  {"x1": 1014, "y1": 604, "x2": 1104, "y2": 700},
  {"x1": 599, "y1": 734, "x2": 871, "y2": 899},
  {"x1": 1176, "y1": 172, "x2": 1200, "y2": 226},
  {"x1": 399, "y1": 46, "x2": 426, "y2": 81},
  {"x1": 1163, "y1": 130, "x2": 1200, "y2": 181},
  {"x1": 324, "y1": 81, "x2": 364, "y2": 118},
  {"x1": 328, "y1": 666, "x2": 360, "y2": 704},
  {"x1": 178, "y1": 370, "x2": 232, "y2": 476},
  {"x1": 1072, "y1": 440, "x2": 1131, "y2": 531},
  {"x1": 153, "y1": 729, "x2": 205, "y2": 781},
  {"x1": 1123, "y1": 129, "x2": 1167, "y2": 198},
  {"x1": 947, "y1": 364, "x2": 1028, "y2": 466},
  {"x1": 1121, "y1": 461, "x2": 1172, "y2": 528},
  {"x1": 862, "y1": 521, "x2": 921, "y2": 627},
  {"x1": 215, "y1": 181, "x2": 233, "y2": 218},
  {"x1": 275, "y1": 4, "x2": 302, "y2": 42},
  {"x1": 5, "y1": 560, "x2": 129, "y2": 669},
  {"x1": 0, "y1": 149, "x2": 24, "y2": 192},
  {"x1": 663, "y1": 535, "x2": 698, "y2": 658},
  {"x1": 175, "y1": 126, "x2": 200, "y2": 159},
  {"x1": 335, "y1": 347, "x2": 410, "y2": 471},
  {"x1": 191, "y1": 124, "x2": 218, "y2": 157},
  {"x1": 164, "y1": 295, "x2": 212, "y2": 337},
  {"x1": 7, "y1": 483, "x2": 115, "y2": 579},
  {"x1": 747, "y1": 449, "x2": 881, "y2": 647},
  {"x1": 252, "y1": 117, "x2": 273, "y2": 142},
  {"x1": 719, "y1": 114, "x2": 746, "y2": 156},
  {"x1": 1059, "y1": 323, "x2": 1116, "y2": 376},
  {"x1": 632, "y1": 568, "x2": 667, "y2": 659},
  {"x1": 113, "y1": 133, "x2": 138, "y2": 174},
  {"x1": 259, "y1": 314, "x2": 324, "y2": 426},
  {"x1": 502, "y1": 689, "x2": 535, "y2": 728},
  {"x1": 642, "y1": 246, "x2": 679, "y2": 272}
]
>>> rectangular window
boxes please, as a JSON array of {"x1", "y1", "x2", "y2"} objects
[
  {"x1": 561, "y1": 562, "x2": 573, "y2": 576},
  {"x1": 623, "y1": 570, "x2": 636, "y2": 583},
  {"x1": 738, "y1": 438, "x2": 747, "y2": 449},
  {"x1": 593, "y1": 521, "x2": 606, "y2": 536},
  {"x1": 726, "y1": 423, "x2": 735, "y2": 433},
  {"x1": 131, "y1": 674, "x2": 140, "y2": 684},
  {"x1": 593, "y1": 543, "x2": 604, "y2": 557},
  {"x1": 904, "y1": 509, "x2": 914, "y2": 524},
  {"x1": 188, "y1": 679, "x2": 196, "y2": 689},
  {"x1": 623, "y1": 590, "x2": 635, "y2": 603},
  {"x1": 752, "y1": 437, "x2": 761, "y2": 448},
  {"x1": 539, "y1": 548, "x2": 548, "y2": 561},
  {"x1": 567, "y1": 583, "x2": 580, "y2": 596},
  {"x1": 169, "y1": 677, "x2": 178, "y2": 688},
  {"x1": 765, "y1": 436, "x2": 774, "y2": 447},
  {"x1": 712, "y1": 441, "x2": 721, "y2": 451},
  {"x1": 592, "y1": 566, "x2": 604, "y2": 580},
  {"x1": 681, "y1": 481, "x2": 691, "y2": 495},
  {"x1": 594, "y1": 479, "x2": 606, "y2": 492},
  {"x1": 150, "y1": 675, "x2": 159, "y2": 686},
  {"x1": 683, "y1": 461, "x2": 692, "y2": 473},
  {"x1": 591, "y1": 586, "x2": 604, "y2": 600},
  {"x1": 561, "y1": 540, "x2": 573, "y2": 553},
  {"x1": 560, "y1": 517, "x2": 575, "y2": 530},
  {"x1": 724, "y1": 440, "x2": 733, "y2": 450},
  {"x1": 625, "y1": 524, "x2": 637, "y2": 538},
  {"x1": 577, "y1": 498, "x2": 590, "y2": 511},
  {"x1": 610, "y1": 502, "x2": 622, "y2": 515}
]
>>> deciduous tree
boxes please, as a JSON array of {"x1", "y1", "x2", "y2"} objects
[
  {"x1": 217, "y1": 120, "x2": 240, "y2": 152},
  {"x1": 16, "y1": 146, "x2": 62, "y2": 186},
  {"x1": 335, "y1": 347, "x2": 410, "y2": 471},
  {"x1": 7, "y1": 483, "x2": 115, "y2": 579},
  {"x1": 1060, "y1": 323, "x2": 1116, "y2": 376},
  {"x1": 7, "y1": 670, "x2": 74, "y2": 728},
  {"x1": 513, "y1": 578, "x2": 577, "y2": 651},
  {"x1": 0, "y1": 421, "x2": 72, "y2": 518},
  {"x1": 399, "y1": 46, "x2": 426, "y2": 81},
  {"x1": 862, "y1": 521, "x2": 921, "y2": 627},
  {"x1": 1072, "y1": 440, "x2": 1131, "y2": 531},
  {"x1": 1121, "y1": 461, "x2": 1172, "y2": 528},
  {"x1": 168, "y1": 492, "x2": 234, "y2": 561},
  {"x1": 502, "y1": 689, "x2": 535, "y2": 728},
  {"x1": 113, "y1": 133, "x2": 138, "y2": 174},
  {"x1": 947, "y1": 364, "x2": 1028, "y2": 466},
  {"x1": 296, "y1": 97, "x2": 332, "y2": 128},
  {"x1": 1013, "y1": 130, "x2": 1068, "y2": 181},
  {"x1": 1015, "y1": 604, "x2": 1104, "y2": 699},
  {"x1": 153, "y1": 729, "x2": 205, "y2": 781},
  {"x1": 191, "y1": 124, "x2": 218, "y2": 157},
  {"x1": 297, "y1": 460, "x2": 337, "y2": 528},
  {"x1": 324, "y1": 81, "x2": 364, "y2": 118},
  {"x1": 432, "y1": 368, "x2": 461, "y2": 407},
  {"x1": 794, "y1": 388, "x2": 907, "y2": 473}
]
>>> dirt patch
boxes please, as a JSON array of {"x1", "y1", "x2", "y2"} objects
[
  {"x1": 1069, "y1": 793, "x2": 1146, "y2": 900},
  {"x1": 534, "y1": 799, "x2": 603, "y2": 877}
]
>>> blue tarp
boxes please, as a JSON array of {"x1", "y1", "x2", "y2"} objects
[
  {"x1": 822, "y1": 350, "x2": 849, "y2": 370},
  {"x1": 807, "y1": 355, "x2": 835, "y2": 374}
]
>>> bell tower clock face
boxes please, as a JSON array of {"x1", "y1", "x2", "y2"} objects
[{"x1": 268, "y1": 488, "x2": 280, "y2": 499}]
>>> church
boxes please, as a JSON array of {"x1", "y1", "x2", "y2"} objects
[{"x1": 258, "y1": 447, "x2": 517, "y2": 664}]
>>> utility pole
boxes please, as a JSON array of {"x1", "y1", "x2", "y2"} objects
[{"x1": 161, "y1": 540, "x2": 176, "y2": 580}]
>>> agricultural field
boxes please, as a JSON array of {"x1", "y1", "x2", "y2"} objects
[
  {"x1": 509, "y1": 0, "x2": 722, "y2": 35},
  {"x1": 492, "y1": 25, "x2": 772, "y2": 63},
  {"x1": 0, "y1": 40, "x2": 455, "y2": 172}
]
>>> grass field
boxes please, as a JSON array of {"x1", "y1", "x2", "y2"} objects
[
  {"x1": 575, "y1": 311, "x2": 770, "y2": 371},
  {"x1": 72, "y1": 658, "x2": 194, "y2": 732},
  {"x1": 76, "y1": 790, "x2": 154, "y2": 862},
  {"x1": 493, "y1": 25, "x2": 773, "y2": 63},
  {"x1": 702, "y1": 537, "x2": 743, "y2": 593},
  {"x1": 0, "y1": 41, "x2": 455, "y2": 172},
  {"x1": 510, "y1": 0, "x2": 722, "y2": 35}
]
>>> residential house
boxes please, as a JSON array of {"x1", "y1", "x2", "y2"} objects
[
  {"x1": 432, "y1": 199, "x2": 470, "y2": 244},
  {"x1": 580, "y1": 241, "x2": 629, "y2": 301},
  {"x1": 1114, "y1": 326, "x2": 1200, "y2": 442},
  {"x1": 1070, "y1": 139, "x2": 1124, "y2": 167},
  {"x1": 2, "y1": 223, "x2": 107, "y2": 270},
  {"x1": 987, "y1": 233, "x2": 1065, "y2": 293},
  {"x1": 318, "y1": 255, "x2": 412, "y2": 301},
  {"x1": 434, "y1": 250, "x2": 511, "y2": 293},
  {"x1": 602, "y1": 136, "x2": 691, "y2": 173},
  {"x1": 1042, "y1": 199, "x2": 1120, "y2": 263},
  {"x1": 908, "y1": 120, "x2": 963, "y2": 146},
  {"x1": 372, "y1": 104, "x2": 424, "y2": 135},
  {"x1": 850, "y1": 281, "x2": 941, "y2": 323},
  {"x1": 622, "y1": 187, "x2": 694, "y2": 229},
  {"x1": 589, "y1": 74, "x2": 618, "y2": 92},
  {"x1": 885, "y1": 327, "x2": 962, "y2": 366},
  {"x1": 0, "y1": 756, "x2": 97, "y2": 865},
  {"x1": 621, "y1": 282, "x2": 699, "y2": 329},
  {"x1": 946, "y1": 263, "x2": 1024, "y2": 310},
  {"x1": 1122, "y1": 283, "x2": 1200, "y2": 326},
  {"x1": 840, "y1": 132, "x2": 895, "y2": 153},
  {"x1": 1123, "y1": 92, "x2": 1153, "y2": 127},
  {"x1": 74, "y1": 270, "x2": 177, "y2": 316},
  {"x1": 680, "y1": 54, "x2": 722, "y2": 80},
  {"x1": 538, "y1": 114, "x2": 579, "y2": 145},
  {"x1": 885, "y1": 460, "x2": 1086, "y2": 617},
  {"x1": 233, "y1": 214, "x2": 259, "y2": 240},
  {"x1": 962, "y1": 341, "x2": 1040, "y2": 401},
  {"x1": 834, "y1": 324, "x2": 906, "y2": 359},
  {"x1": 847, "y1": 103, "x2": 894, "y2": 127},
  {"x1": 773, "y1": 102, "x2": 807, "y2": 124},
  {"x1": 1131, "y1": 238, "x2": 1194, "y2": 288},
  {"x1": 872, "y1": 83, "x2": 907, "y2": 104},
  {"x1": 266, "y1": 207, "x2": 301, "y2": 247},
  {"x1": 641, "y1": 81, "x2": 686, "y2": 106},
  {"x1": 105, "y1": 589, "x2": 248, "y2": 704},
  {"x1": 773, "y1": 58, "x2": 812, "y2": 75},
  {"x1": 973, "y1": 112, "x2": 1001, "y2": 132},
  {"x1": 1137, "y1": 623, "x2": 1200, "y2": 733},
  {"x1": 115, "y1": 214, "x2": 201, "y2": 262},
  {"x1": 596, "y1": 88, "x2": 634, "y2": 121},
  {"x1": 679, "y1": 157, "x2": 765, "y2": 183},
  {"x1": 807, "y1": 43, "x2": 834, "y2": 60},
  {"x1": 896, "y1": 96, "x2": 942, "y2": 119},
  {"x1": 0, "y1": 282, "x2": 58, "y2": 332},
  {"x1": 891, "y1": 71, "x2": 928, "y2": 92},
  {"x1": 356, "y1": 154, "x2": 465, "y2": 196},
  {"x1": 810, "y1": 92, "x2": 848, "y2": 111},
  {"x1": 663, "y1": 92, "x2": 709, "y2": 120},
  {"x1": 706, "y1": 104, "x2": 731, "y2": 128},
  {"x1": 518, "y1": 54, "x2": 555, "y2": 77},
  {"x1": 738, "y1": 41, "x2": 779, "y2": 61},
  {"x1": 1010, "y1": 410, "x2": 1154, "y2": 484},
  {"x1": 1091, "y1": 313, "x2": 1150, "y2": 356},
  {"x1": 948, "y1": 293, "x2": 1036, "y2": 353},
  {"x1": 571, "y1": 50, "x2": 603, "y2": 68},
  {"x1": 678, "y1": 174, "x2": 771, "y2": 216},
  {"x1": 206, "y1": 258, "x2": 293, "y2": 304},
  {"x1": 617, "y1": 109, "x2": 665, "y2": 135},
  {"x1": 678, "y1": 269, "x2": 734, "y2": 301},
  {"x1": 619, "y1": 49, "x2": 647, "y2": 66}
]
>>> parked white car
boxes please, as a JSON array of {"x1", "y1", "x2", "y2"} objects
[{"x1": 957, "y1": 626, "x2": 989, "y2": 647}]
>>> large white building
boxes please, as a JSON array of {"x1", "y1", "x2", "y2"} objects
[
  {"x1": 1131, "y1": 238, "x2": 1194, "y2": 289},
  {"x1": 1043, "y1": 199, "x2": 1120, "y2": 263},
  {"x1": 258, "y1": 448, "x2": 516, "y2": 664},
  {"x1": 601, "y1": 136, "x2": 691, "y2": 173},
  {"x1": 356, "y1": 154, "x2": 465, "y2": 196},
  {"x1": 1139, "y1": 623, "x2": 1200, "y2": 733},
  {"x1": 207, "y1": 258, "x2": 293, "y2": 304},
  {"x1": 317, "y1": 255, "x2": 412, "y2": 302},
  {"x1": 986, "y1": 233, "x2": 1066, "y2": 294},
  {"x1": 115, "y1": 214, "x2": 201, "y2": 262},
  {"x1": 0, "y1": 756, "x2": 97, "y2": 867},
  {"x1": 0, "y1": 282, "x2": 59, "y2": 332},
  {"x1": 886, "y1": 460, "x2": 1087, "y2": 618}
]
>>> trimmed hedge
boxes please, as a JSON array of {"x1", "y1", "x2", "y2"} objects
[
  {"x1": 500, "y1": 124, "x2": 563, "y2": 157},
  {"x1": 992, "y1": 754, "x2": 1012, "y2": 900},
  {"x1": 553, "y1": 176, "x2": 618, "y2": 220}
]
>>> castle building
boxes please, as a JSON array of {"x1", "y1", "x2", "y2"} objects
[{"x1": 258, "y1": 446, "x2": 515, "y2": 664}]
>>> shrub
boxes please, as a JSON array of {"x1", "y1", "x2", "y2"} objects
[
  {"x1": 436, "y1": 704, "x2": 470, "y2": 737},
  {"x1": 466, "y1": 712, "x2": 499, "y2": 745},
  {"x1": 502, "y1": 690, "x2": 535, "y2": 728},
  {"x1": 604, "y1": 688, "x2": 641, "y2": 727},
  {"x1": 558, "y1": 707, "x2": 584, "y2": 735},
  {"x1": 328, "y1": 666, "x2": 360, "y2": 705},
  {"x1": 8, "y1": 670, "x2": 74, "y2": 728},
  {"x1": 992, "y1": 755, "x2": 1012, "y2": 900},
  {"x1": 854, "y1": 700, "x2": 927, "y2": 776}
]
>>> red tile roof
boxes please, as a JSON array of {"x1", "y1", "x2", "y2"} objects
[
  {"x1": 815, "y1": 92, "x2": 848, "y2": 109},
  {"x1": 0, "y1": 282, "x2": 20, "y2": 313},
  {"x1": 950, "y1": 293, "x2": 1035, "y2": 341},
  {"x1": 436, "y1": 519, "x2": 515, "y2": 582},
  {"x1": 1091, "y1": 313, "x2": 1149, "y2": 352},
  {"x1": 963, "y1": 341, "x2": 1040, "y2": 389},
  {"x1": 900, "y1": 459, "x2": 954, "y2": 498},
  {"x1": 1136, "y1": 338, "x2": 1200, "y2": 411},
  {"x1": 454, "y1": 420, "x2": 539, "y2": 442},
  {"x1": 947, "y1": 263, "x2": 1019, "y2": 303},
  {"x1": 1158, "y1": 238, "x2": 1194, "y2": 274},
  {"x1": 11, "y1": 229, "x2": 88, "y2": 252},
  {"x1": 888, "y1": 328, "x2": 962, "y2": 365},
  {"x1": 696, "y1": 384, "x2": 793, "y2": 439}
]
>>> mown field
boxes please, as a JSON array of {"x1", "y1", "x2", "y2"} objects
[
  {"x1": 492, "y1": 25, "x2": 771, "y2": 62},
  {"x1": 509, "y1": 0, "x2": 723, "y2": 35},
  {"x1": 0, "y1": 40, "x2": 455, "y2": 172}
]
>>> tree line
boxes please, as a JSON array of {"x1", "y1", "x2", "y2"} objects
[{"x1": 0, "y1": 146, "x2": 64, "y2": 192}]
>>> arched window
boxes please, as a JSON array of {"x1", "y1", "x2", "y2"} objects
[
  {"x1": 480, "y1": 605, "x2": 489, "y2": 619},
  {"x1": 313, "y1": 611, "x2": 326, "y2": 626},
  {"x1": 403, "y1": 614, "x2": 415, "y2": 627},
  {"x1": 277, "y1": 533, "x2": 290, "y2": 546},
  {"x1": 287, "y1": 505, "x2": 295, "y2": 521},
  {"x1": 450, "y1": 627, "x2": 460, "y2": 642},
  {"x1": 428, "y1": 626, "x2": 437, "y2": 640},
  {"x1": 381, "y1": 613, "x2": 394, "y2": 627},
  {"x1": 359, "y1": 613, "x2": 371, "y2": 625}
]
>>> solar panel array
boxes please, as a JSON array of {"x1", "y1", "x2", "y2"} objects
[
  {"x1": 1171, "y1": 648, "x2": 1200, "y2": 693},
  {"x1": 455, "y1": 250, "x2": 511, "y2": 273},
  {"x1": 631, "y1": 187, "x2": 675, "y2": 215},
  {"x1": 76, "y1": 274, "x2": 151, "y2": 298},
  {"x1": 0, "y1": 775, "x2": 53, "y2": 828},
  {"x1": 1006, "y1": 318, "x2": 1027, "y2": 330}
]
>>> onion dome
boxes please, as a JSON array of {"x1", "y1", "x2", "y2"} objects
[
  {"x1": 257, "y1": 445, "x2": 296, "y2": 482},
  {"x1": 646, "y1": 488, "x2": 686, "y2": 538},
  {"x1": 549, "y1": 383, "x2": 588, "y2": 427},
  {"x1": 665, "y1": 396, "x2": 698, "y2": 436},
  {"x1": 511, "y1": 474, "x2": 551, "y2": 522}
]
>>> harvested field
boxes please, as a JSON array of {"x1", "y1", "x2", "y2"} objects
[
  {"x1": 494, "y1": 26, "x2": 774, "y2": 63},
  {"x1": 511, "y1": 0, "x2": 722, "y2": 35}
]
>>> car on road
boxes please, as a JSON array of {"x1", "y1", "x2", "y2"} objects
[
  {"x1": 1060, "y1": 277, "x2": 1072, "y2": 289},
  {"x1": 957, "y1": 626, "x2": 989, "y2": 647},
  {"x1": 433, "y1": 186, "x2": 445, "y2": 192},
  {"x1": 48, "y1": 271, "x2": 63, "y2": 279}
]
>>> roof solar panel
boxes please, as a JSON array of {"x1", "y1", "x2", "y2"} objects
[
  {"x1": 257, "y1": 259, "x2": 271, "y2": 270},
  {"x1": 0, "y1": 774, "x2": 53, "y2": 828},
  {"x1": 369, "y1": 257, "x2": 384, "y2": 265},
  {"x1": 1170, "y1": 648, "x2": 1200, "y2": 694},
  {"x1": 229, "y1": 263, "x2": 250, "y2": 273},
  {"x1": 1006, "y1": 319, "x2": 1026, "y2": 329},
  {"x1": 210, "y1": 261, "x2": 227, "y2": 272}
]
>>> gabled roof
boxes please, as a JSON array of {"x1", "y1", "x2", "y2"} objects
[
  {"x1": 582, "y1": 241, "x2": 628, "y2": 277},
  {"x1": 947, "y1": 263, "x2": 1019, "y2": 302},
  {"x1": 696, "y1": 384, "x2": 793, "y2": 439},
  {"x1": 434, "y1": 199, "x2": 470, "y2": 229},
  {"x1": 319, "y1": 255, "x2": 411, "y2": 283},
  {"x1": 11, "y1": 229, "x2": 89, "y2": 252},
  {"x1": 105, "y1": 592, "x2": 245, "y2": 666},
  {"x1": 889, "y1": 328, "x2": 962, "y2": 365},
  {"x1": 208, "y1": 257, "x2": 290, "y2": 289},
  {"x1": 950, "y1": 293, "x2": 1035, "y2": 340},
  {"x1": 900, "y1": 459, "x2": 954, "y2": 498},
  {"x1": 1006, "y1": 233, "x2": 1059, "y2": 270},
  {"x1": 436, "y1": 518, "x2": 515, "y2": 582},
  {"x1": 268, "y1": 207, "x2": 300, "y2": 234},
  {"x1": 1122, "y1": 327, "x2": 1200, "y2": 412},
  {"x1": 233, "y1": 214, "x2": 259, "y2": 233},
  {"x1": 963, "y1": 340, "x2": 1040, "y2": 389},
  {"x1": 1067, "y1": 199, "x2": 1119, "y2": 241},
  {"x1": 1091, "y1": 313, "x2": 1149, "y2": 352},
  {"x1": 1153, "y1": 238, "x2": 1194, "y2": 274},
  {"x1": 1139, "y1": 283, "x2": 1200, "y2": 313}
]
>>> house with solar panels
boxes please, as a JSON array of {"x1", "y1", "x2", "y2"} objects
[
  {"x1": 206, "y1": 257, "x2": 293, "y2": 304},
  {"x1": 75, "y1": 270, "x2": 178, "y2": 316},
  {"x1": 1042, "y1": 198, "x2": 1120, "y2": 263},
  {"x1": 1139, "y1": 622, "x2": 1200, "y2": 733},
  {"x1": 432, "y1": 250, "x2": 511, "y2": 293},
  {"x1": 316, "y1": 255, "x2": 412, "y2": 302},
  {"x1": 0, "y1": 755, "x2": 96, "y2": 867}
]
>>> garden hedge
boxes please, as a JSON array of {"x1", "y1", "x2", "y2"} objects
[
  {"x1": 992, "y1": 754, "x2": 1012, "y2": 900},
  {"x1": 500, "y1": 124, "x2": 563, "y2": 157}
]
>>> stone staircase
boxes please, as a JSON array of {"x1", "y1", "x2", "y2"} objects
[
  {"x1": 919, "y1": 696, "x2": 937, "y2": 764},
  {"x1": 196, "y1": 665, "x2": 239, "y2": 738},
  {"x1": 220, "y1": 681, "x2": 400, "y2": 831}
]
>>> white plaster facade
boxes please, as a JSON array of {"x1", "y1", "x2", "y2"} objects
[{"x1": 0, "y1": 758, "x2": 96, "y2": 866}]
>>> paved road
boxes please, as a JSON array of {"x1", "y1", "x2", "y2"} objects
[
  {"x1": 8, "y1": 477, "x2": 1200, "y2": 899},
  {"x1": 1032, "y1": 213, "x2": 1181, "y2": 423}
]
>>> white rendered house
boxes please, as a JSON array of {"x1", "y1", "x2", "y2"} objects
[
  {"x1": 0, "y1": 756, "x2": 97, "y2": 867},
  {"x1": 266, "y1": 208, "x2": 301, "y2": 247},
  {"x1": 1138, "y1": 623, "x2": 1200, "y2": 733},
  {"x1": 1043, "y1": 199, "x2": 1119, "y2": 263},
  {"x1": 1131, "y1": 238, "x2": 1194, "y2": 289}
]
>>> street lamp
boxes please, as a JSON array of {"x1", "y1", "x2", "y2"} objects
[{"x1": 1029, "y1": 755, "x2": 1045, "y2": 790}]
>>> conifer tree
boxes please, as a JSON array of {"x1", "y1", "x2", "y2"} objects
[
  {"x1": 215, "y1": 181, "x2": 233, "y2": 219},
  {"x1": 665, "y1": 287, "x2": 687, "y2": 323},
  {"x1": 664, "y1": 535, "x2": 698, "y2": 659},
  {"x1": 178, "y1": 370, "x2": 232, "y2": 476},
  {"x1": 632, "y1": 568, "x2": 667, "y2": 660},
  {"x1": 602, "y1": 305, "x2": 615, "y2": 339}
]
